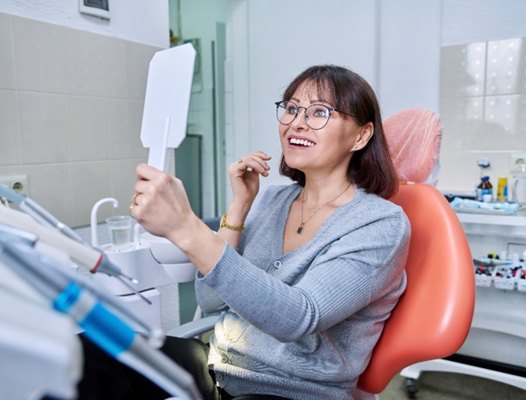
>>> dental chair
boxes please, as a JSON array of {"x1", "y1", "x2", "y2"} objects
[
  {"x1": 357, "y1": 108, "x2": 475, "y2": 398},
  {"x1": 169, "y1": 108, "x2": 476, "y2": 399},
  {"x1": 387, "y1": 110, "x2": 526, "y2": 394}
]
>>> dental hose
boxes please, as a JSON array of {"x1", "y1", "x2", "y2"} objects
[
  {"x1": 0, "y1": 206, "x2": 163, "y2": 346},
  {"x1": 0, "y1": 240, "x2": 200, "y2": 399},
  {"x1": 0, "y1": 185, "x2": 141, "y2": 288}
]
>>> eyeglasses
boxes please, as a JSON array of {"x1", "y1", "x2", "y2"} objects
[{"x1": 275, "y1": 100, "x2": 352, "y2": 130}]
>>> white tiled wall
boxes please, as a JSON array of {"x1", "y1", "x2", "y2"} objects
[
  {"x1": 439, "y1": 37, "x2": 526, "y2": 194},
  {"x1": 0, "y1": 13, "x2": 160, "y2": 227}
]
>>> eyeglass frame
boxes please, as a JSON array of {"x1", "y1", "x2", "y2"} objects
[{"x1": 274, "y1": 100, "x2": 354, "y2": 130}]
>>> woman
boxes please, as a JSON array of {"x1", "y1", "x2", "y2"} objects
[{"x1": 80, "y1": 65, "x2": 410, "y2": 400}]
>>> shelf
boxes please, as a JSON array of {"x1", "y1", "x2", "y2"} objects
[{"x1": 456, "y1": 211, "x2": 526, "y2": 227}]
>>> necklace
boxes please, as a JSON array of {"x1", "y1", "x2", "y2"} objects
[{"x1": 296, "y1": 183, "x2": 352, "y2": 235}]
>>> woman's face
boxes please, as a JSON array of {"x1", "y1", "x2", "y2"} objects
[{"x1": 279, "y1": 82, "x2": 372, "y2": 177}]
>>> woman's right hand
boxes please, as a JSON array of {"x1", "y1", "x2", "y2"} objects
[{"x1": 227, "y1": 151, "x2": 271, "y2": 205}]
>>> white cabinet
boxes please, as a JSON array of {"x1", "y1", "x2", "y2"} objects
[
  {"x1": 455, "y1": 211, "x2": 526, "y2": 369},
  {"x1": 457, "y1": 211, "x2": 526, "y2": 259}
]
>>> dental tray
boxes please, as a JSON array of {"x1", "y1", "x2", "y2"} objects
[{"x1": 452, "y1": 206, "x2": 517, "y2": 216}]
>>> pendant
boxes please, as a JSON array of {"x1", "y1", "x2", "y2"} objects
[{"x1": 296, "y1": 226, "x2": 304, "y2": 235}]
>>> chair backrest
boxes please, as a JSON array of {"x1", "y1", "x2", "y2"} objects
[
  {"x1": 384, "y1": 108, "x2": 442, "y2": 185},
  {"x1": 357, "y1": 183, "x2": 475, "y2": 393},
  {"x1": 357, "y1": 109, "x2": 475, "y2": 394}
]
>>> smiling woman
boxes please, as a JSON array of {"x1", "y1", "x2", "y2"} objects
[
  {"x1": 278, "y1": 66, "x2": 398, "y2": 199},
  {"x1": 79, "y1": 65, "x2": 410, "y2": 400}
]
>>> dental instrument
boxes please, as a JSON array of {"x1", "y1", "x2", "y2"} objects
[
  {"x1": 0, "y1": 186, "x2": 146, "y2": 297},
  {"x1": 0, "y1": 237, "x2": 201, "y2": 400},
  {"x1": 0, "y1": 222, "x2": 164, "y2": 346},
  {"x1": 0, "y1": 206, "x2": 164, "y2": 343}
]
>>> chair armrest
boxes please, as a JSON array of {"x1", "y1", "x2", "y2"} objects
[{"x1": 166, "y1": 315, "x2": 219, "y2": 339}]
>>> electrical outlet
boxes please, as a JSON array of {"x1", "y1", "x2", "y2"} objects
[
  {"x1": 0, "y1": 175, "x2": 29, "y2": 196},
  {"x1": 511, "y1": 154, "x2": 526, "y2": 170}
]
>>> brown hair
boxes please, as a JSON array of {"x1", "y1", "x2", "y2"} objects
[{"x1": 279, "y1": 65, "x2": 398, "y2": 199}]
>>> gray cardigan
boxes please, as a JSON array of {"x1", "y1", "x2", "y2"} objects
[{"x1": 195, "y1": 184, "x2": 410, "y2": 399}]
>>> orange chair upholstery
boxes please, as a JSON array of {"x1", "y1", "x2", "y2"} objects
[
  {"x1": 357, "y1": 108, "x2": 474, "y2": 394},
  {"x1": 357, "y1": 182, "x2": 475, "y2": 394}
]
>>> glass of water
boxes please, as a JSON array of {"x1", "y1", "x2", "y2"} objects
[{"x1": 106, "y1": 215, "x2": 134, "y2": 250}]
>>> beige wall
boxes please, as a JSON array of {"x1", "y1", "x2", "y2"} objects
[
  {"x1": 0, "y1": 13, "x2": 161, "y2": 227},
  {"x1": 439, "y1": 37, "x2": 526, "y2": 194}
]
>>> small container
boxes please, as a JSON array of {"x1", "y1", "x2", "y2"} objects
[
  {"x1": 474, "y1": 265, "x2": 493, "y2": 287},
  {"x1": 494, "y1": 265, "x2": 518, "y2": 290},
  {"x1": 106, "y1": 215, "x2": 134, "y2": 250},
  {"x1": 497, "y1": 177, "x2": 508, "y2": 202},
  {"x1": 476, "y1": 176, "x2": 493, "y2": 201},
  {"x1": 518, "y1": 269, "x2": 526, "y2": 292}
]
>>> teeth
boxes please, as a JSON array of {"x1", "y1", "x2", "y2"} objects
[{"x1": 289, "y1": 138, "x2": 314, "y2": 147}]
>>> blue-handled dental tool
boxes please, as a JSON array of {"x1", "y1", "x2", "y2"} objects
[
  {"x1": 0, "y1": 240, "x2": 201, "y2": 400},
  {"x1": 0, "y1": 220, "x2": 163, "y2": 346}
]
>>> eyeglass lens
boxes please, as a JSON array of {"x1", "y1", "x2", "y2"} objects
[{"x1": 276, "y1": 101, "x2": 331, "y2": 130}]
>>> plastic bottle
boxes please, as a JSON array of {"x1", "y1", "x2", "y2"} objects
[
  {"x1": 497, "y1": 177, "x2": 508, "y2": 202},
  {"x1": 477, "y1": 176, "x2": 493, "y2": 201}
]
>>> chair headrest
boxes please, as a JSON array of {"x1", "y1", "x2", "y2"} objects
[{"x1": 383, "y1": 108, "x2": 442, "y2": 185}]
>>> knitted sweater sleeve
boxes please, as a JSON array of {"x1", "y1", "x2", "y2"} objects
[
  {"x1": 194, "y1": 186, "x2": 277, "y2": 314},
  {"x1": 197, "y1": 202, "x2": 409, "y2": 342}
]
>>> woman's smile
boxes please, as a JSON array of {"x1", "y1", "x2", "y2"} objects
[{"x1": 287, "y1": 135, "x2": 316, "y2": 149}]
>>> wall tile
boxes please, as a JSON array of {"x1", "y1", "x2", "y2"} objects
[
  {"x1": 24, "y1": 163, "x2": 74, "y2": 226},
  {"x1": 12, "y1": 17, "x2": 70, "y2": 94},
  {"x1": 440, "y1": 42, "x2": 486, "y2": 98},
  {"x1": 0, "y1": 90, "x2": 21, "y2": 165},
  {"x1": 483, "y1": 152, "x2": 517, "y2": 182},
  {"x1": 64, "y1": 29, "x2": 128, "y2": 98},
  {"x1": 107, "y1": 99, "x2": 148, "y2": 160},
  {"x1": 69, "y1": 161, "x2": 112, "y2": 227},
  {"x1": 4, "y1": 15, "x2": 159, "y2": 227},
  {"x1": 486, "y1": 38, "x2": 524, "y2": 95},
  {"x1": 124, "y1": 42, "x2": 158, "y2": 100},
  {"x1": 68, "y1": 96, "x2": 111, "y2": 161},
  {"x1": 18, "y1": 92, "x2": 70, "y2": 164},
  {"x1": 438, "y1": 151, "x2": 513, "y2": 193},
  {"x1": 0, "y1": 14, "x2": 15, "y2": 90},
  {"x1": 440, "y1": 37, "x2": 526, "y2": 192},
  {"x1": 484, "y1": 94, "x2": 526, "y2": 151},
  {"x1": 438, "y1": 151, "x2": 481, "y2": 193},
  {"x1": 439, "y1": 96, "x2": 485, "y2": 151}
]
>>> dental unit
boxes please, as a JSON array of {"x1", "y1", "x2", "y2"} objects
[
  {"x1": 0, "y1": 225, "x2": 201, "y2": 400},
  {"x1": 0, "y1": 185, "x2": 144, "y2": 295},
  {"x1": 88, "y1": 196, "x2": 198, "y2": 332},
  {"x1": 0, "y1": 190, "x2": 162, "y2": 344}
]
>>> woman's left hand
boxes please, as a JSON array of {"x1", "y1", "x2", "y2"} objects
[
  {"x1": 130, "y1": 163, "x2": 195, "y2": 241},
  {"x1": 228, "y1": 151, "x2": 271, "y2": 206}
]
